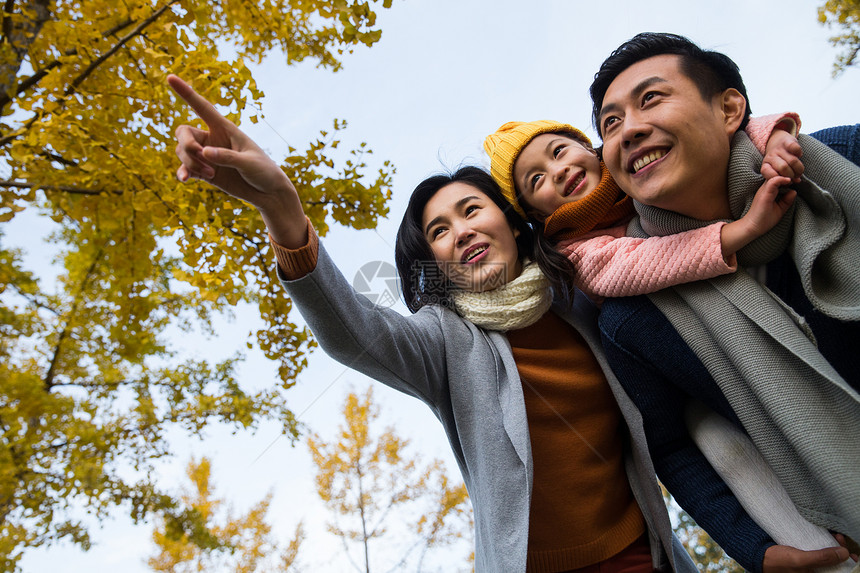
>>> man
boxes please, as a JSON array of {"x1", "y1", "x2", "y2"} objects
[{"x1": 589, "y1": 32, "x2": 860, "y2": 572}]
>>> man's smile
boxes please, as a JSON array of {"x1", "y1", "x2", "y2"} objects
[{"x1": 627, "y1": 147, "x2": 670, "y2": 174}]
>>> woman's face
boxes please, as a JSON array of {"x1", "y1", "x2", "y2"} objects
[{"x1": 421, "y1": 182, "x2": 523, "y2": 292}]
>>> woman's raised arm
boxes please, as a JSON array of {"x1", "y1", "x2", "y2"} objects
[{"x1": 168, "y1": 74, "x2": 308, "y2": 248}]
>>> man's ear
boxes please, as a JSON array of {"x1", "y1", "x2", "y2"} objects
[{"x1": 719, "y1": 88, "x2": 747, "y2": 135}]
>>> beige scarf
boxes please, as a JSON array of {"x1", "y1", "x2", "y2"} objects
[{"x1": 450, "y1": 261, "x2": 552, "y2": 331}]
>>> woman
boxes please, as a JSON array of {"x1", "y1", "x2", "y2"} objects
[
  {"x1": 169, "y1": 74, "x2": 689, "y2": 572},
  {"x1": 168, "y1": 75, "x2": 849, "y2": 572}
]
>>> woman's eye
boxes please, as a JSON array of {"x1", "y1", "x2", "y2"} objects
[
  {"x1": 553, "y1": 144, "x2": 565, "y2": 158},
  {"x1": 465, "y1": 204, "x2": 479, "y2": 216},
  {"x1": 530, "y1": 173, "x2": 542, "y2": 188},
  {"x1": 430, "y1": 227, "x2": 445, "y2": 239}
]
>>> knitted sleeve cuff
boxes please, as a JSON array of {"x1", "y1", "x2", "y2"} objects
[
  {"x1": 745, "y1": 112, "x2": 802, "y2": 152},
  {"x1": 775, "y1": 114, "x2": 800, "y2": 136},
  {"x1": 269, "y1": 217, "x2": 319, "y2": 280}
]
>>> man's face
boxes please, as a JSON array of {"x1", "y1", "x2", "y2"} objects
[{"x1": 597, "y1": 54, "x2": 740, "y2": 220}]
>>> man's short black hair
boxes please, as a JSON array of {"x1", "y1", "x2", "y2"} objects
[{"x1": 590, "y1": 32, "x2": 752, "y2": 137}]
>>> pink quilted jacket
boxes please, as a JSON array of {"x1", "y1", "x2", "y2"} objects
[{"x1": 556, "y1": 112, "x2": 800, "y2": 301}]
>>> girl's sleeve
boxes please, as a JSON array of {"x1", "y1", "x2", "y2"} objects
[
  {"x1": 744, "y1": 113, "x2": 801, "y2": 153},
  {"x1": 276, "y1": 242, "x2": 449, "y2": 407},
  {"x1": 558, "y1": 222, "x2": 737, "y2": 298}
]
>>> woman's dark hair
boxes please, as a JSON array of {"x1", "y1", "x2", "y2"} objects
[
  {"x1": 590, "y1": 32, "x2": 751, "y2": 136},
  {"x1": 394, "y1": 166, "x2": 577, "y2": 313}
]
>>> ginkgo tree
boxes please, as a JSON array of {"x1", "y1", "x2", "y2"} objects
[
  {"x1": 661, "y1": 486, "x2": 743, "y2": 573},
  {"x1": 0, "y1": 0, "x2": 396, "y2": 569},
  {"x1": 818, "y1": 0, "x2": 860, "y2": 75},
  {"x1": 148, "y1": 456, "x2": 305, "y2": 573},
  {"x1": 308, "y1": 388, "x2": 473, "y2": 573}
]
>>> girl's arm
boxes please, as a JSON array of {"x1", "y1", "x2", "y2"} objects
[
  {"x1": 745, "y1": 113, "x2": 800, "y2": 151},
  {"x1": 170, "y1": 75, "x2": 449, "y2": 405},
  {"x1": 560, "y1": 177, "x2": 794, "y2": 299},
  {"x1": 560, "y1": 222, "x2": 735, "y2": 298}
]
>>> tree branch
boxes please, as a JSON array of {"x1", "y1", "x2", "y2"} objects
[
  {"x1": 41, "y1": 150, "x2": 78, "y2": 167},
  {"x1": 102, "y1": 18, "x2": 134, "y2": 39},
  {"x1": 0, "y1": 111, "x2": 39, "y2": 147},
  {"x1": 7, "y1": 282, "x2": 59, "y2": 316},
  {"x1": 48, "y1": 119, "x2": 194, "y2": 234},
  {"x1": 43, "y1": 242, "x2": 105, "y2": 391},
  {"x1": 0, "y1": 1, "x2": 178, "y2": 144},
  {"x1": 1, "y1": 0, "x2": 16, "y2": 46},
  {"x1": 0, "y1": 179, "x2": 124, "y2": 196},
  {"x1": 4, "y1": 58, "x2": 62, "y2": 104},
  {"x1": 226, "y1": 225, "x2": 267, "y2": 260},
  {"x1": 0, "y1": 0, "x2": 51, "y2": 111},
  {"x1": 65, "y1": 1, "x2": 180, "y2": 97},
  {"x1": 1, "y1": 17, "x2": 130, "y2": 110}
]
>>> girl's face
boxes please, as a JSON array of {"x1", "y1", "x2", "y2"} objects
[
  {"x1": 421, "y1": 182, "x2": 522, "y2": 292},
  {"x1": 512, "y1": 134, "x2": 602, "y2": 222}
]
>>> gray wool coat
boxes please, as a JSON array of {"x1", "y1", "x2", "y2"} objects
[{"x1": 279, "y1": 245, "x2": 697, "y2": 573}]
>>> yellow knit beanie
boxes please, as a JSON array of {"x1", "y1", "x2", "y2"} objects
[{"x1": 484, "y1": 120, "x2": 592, "y2": 218}]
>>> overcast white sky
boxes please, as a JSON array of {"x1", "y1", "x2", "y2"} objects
[{"x1": 18, "y1": 1, "x2": 860, "y2": 571}]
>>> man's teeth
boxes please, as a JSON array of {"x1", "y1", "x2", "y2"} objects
[
  {"x1": 466, "y1": 246, "x2": 487, "y2": 261},
  {"x1": 633, "y1": 150, "x2": 666, "y2": 173}
]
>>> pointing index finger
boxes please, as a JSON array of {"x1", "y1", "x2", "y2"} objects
[{"x1": 167, "y1": 74, "x2": 230, "y2": 129}]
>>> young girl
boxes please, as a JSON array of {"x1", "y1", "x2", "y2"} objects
[
  {"x1": 168, "y1": 76, "x2": 848, "y2": 573},
  {"x1": 483, "y1": 117, "x2": 800, "y2": 301}
]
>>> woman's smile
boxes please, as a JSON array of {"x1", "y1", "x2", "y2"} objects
[{"x1": 462, "y1": 243, "x2": 490, "y2": 264}]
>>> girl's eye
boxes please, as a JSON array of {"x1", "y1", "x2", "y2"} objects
[
  {"x1": 553, "y1": 144, "x2": 565, "y2": 158},
  {"x1": 465, "y1": 204, "x2": 479, "y2": 216},
  {"x1": 530, "y1": 173, "x2": 542, "y2": 189},
  {"x1": 430, "y1": 227, "x2": 446, "y2": 239}
]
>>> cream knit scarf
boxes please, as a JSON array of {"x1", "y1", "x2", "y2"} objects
[{"x1": 450, "y1": 261, "x2": 552, "y2": 331}]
